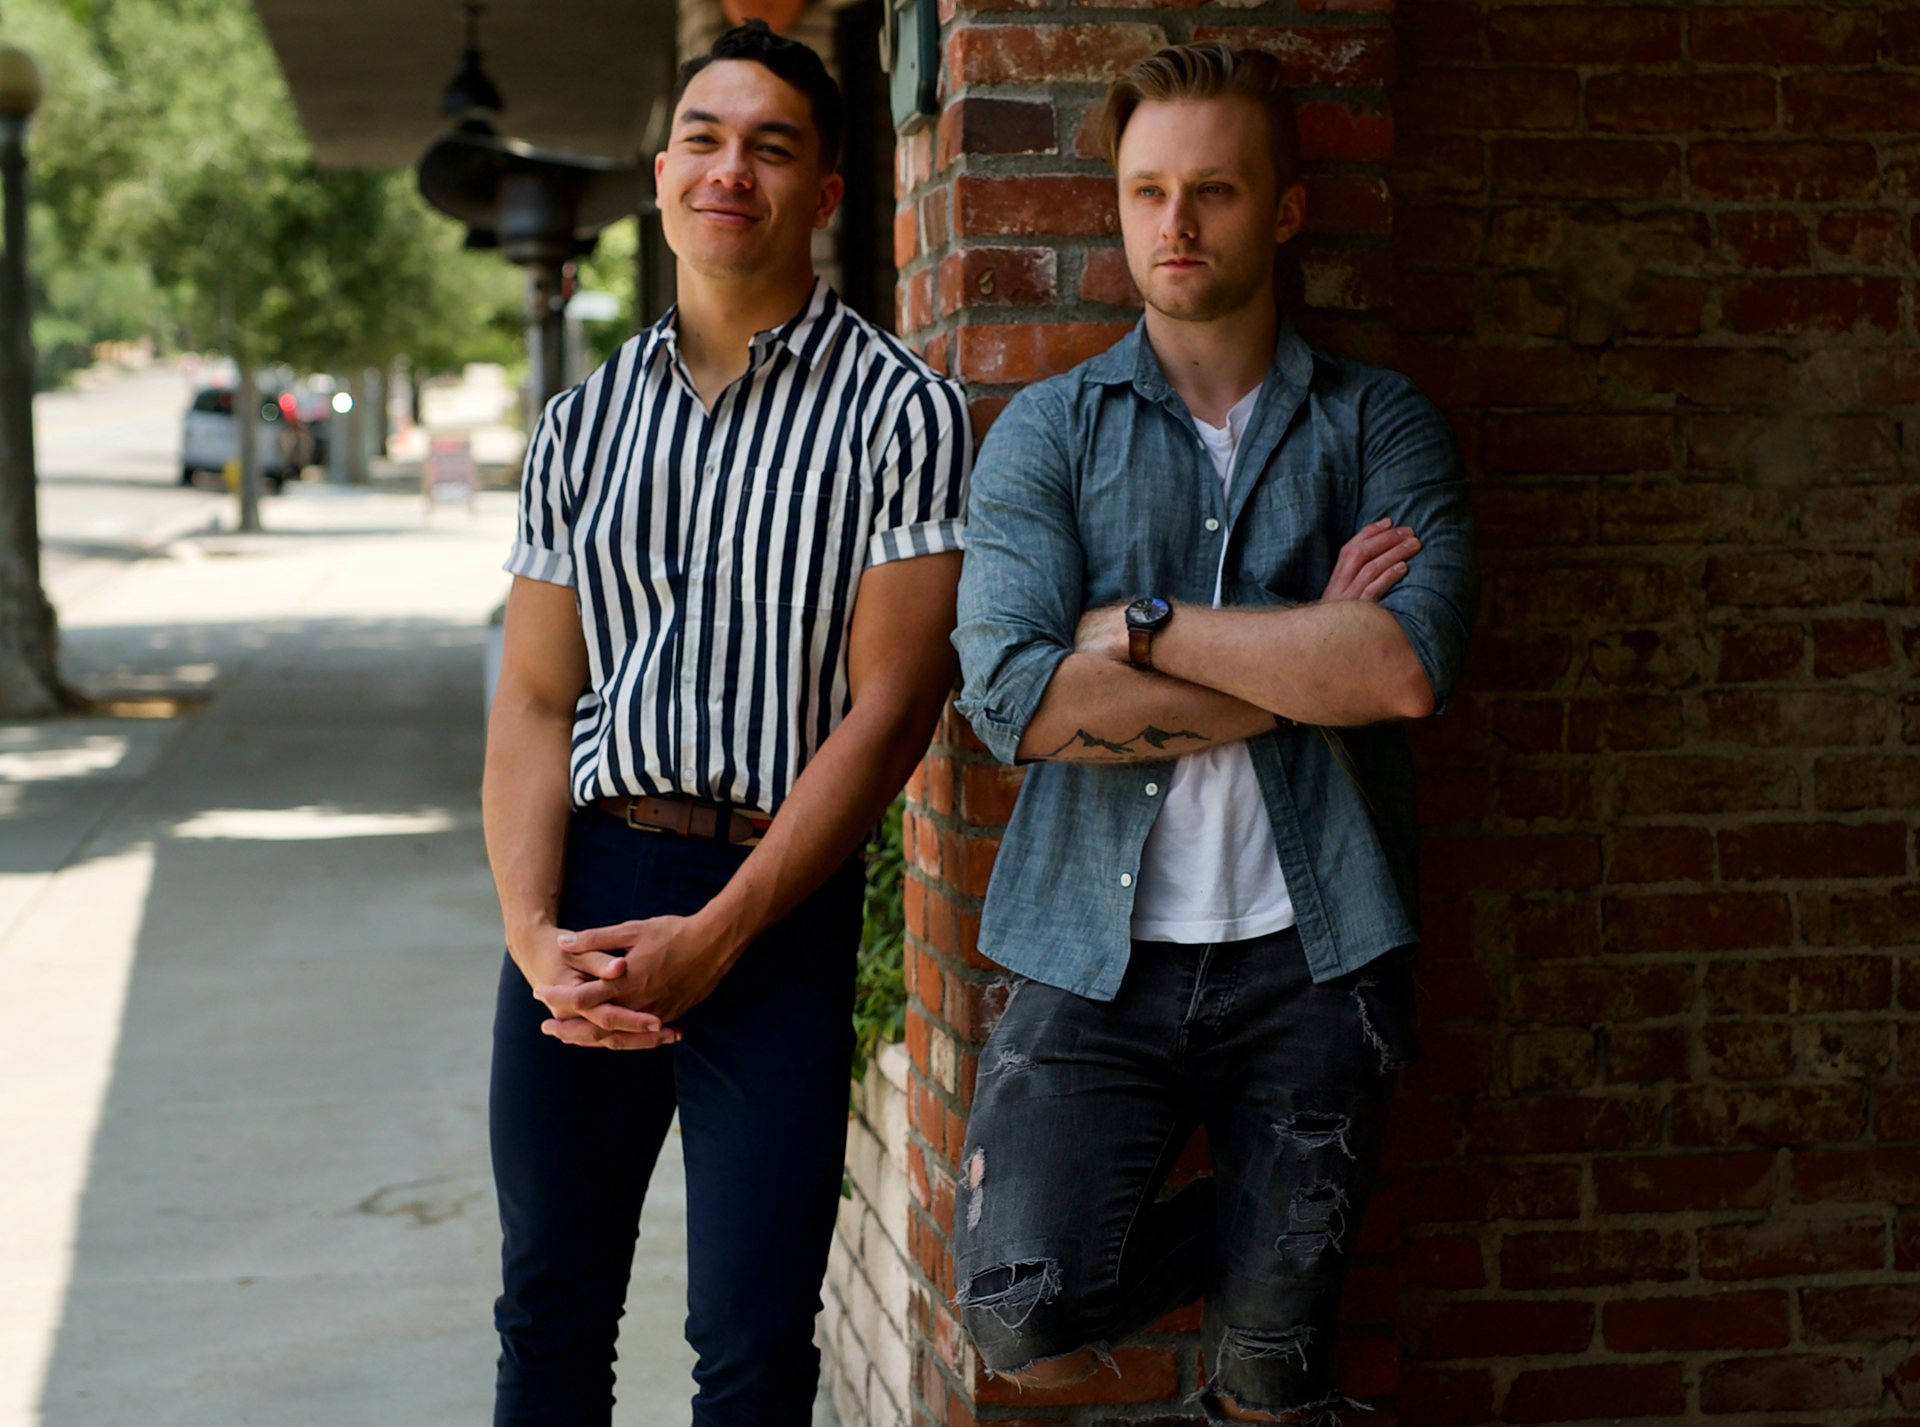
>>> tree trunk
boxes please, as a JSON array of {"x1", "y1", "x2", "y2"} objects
[{"x1": 0, "y1": 111, "x2": 62, "y2": 716}]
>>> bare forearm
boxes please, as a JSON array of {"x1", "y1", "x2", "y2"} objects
[
  {"x1": 1153, "y1": 602, "x2": 1434, "y2": 726},
  {"x1": 481, "y1": 698, "x2": 576, "y2": 955},
  {"x1": 1015, "y1": 652, "x2": 1275, "y2": 762},
  {"x1": 702, "y1": 692, "x2": 943, "y2": 952}
]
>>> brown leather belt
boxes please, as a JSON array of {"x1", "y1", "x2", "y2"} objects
[{"x1": 595, "y1": 794, "x2": 772, "y2": 847}]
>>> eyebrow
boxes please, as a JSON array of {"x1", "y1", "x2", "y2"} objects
[
  {"x1": 1123, "y1": 166, "x2": 1237, "y2": 181},
  {"x1": 677, "y1": 110, "x2": 805, "y2": 141}
]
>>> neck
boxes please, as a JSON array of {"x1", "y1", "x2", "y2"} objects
[
  {"x1": 672, "y1": 259, "x2": 818, "y2": 401},
  {"x1": 1143, "y1": 292, "x2": 1280, "y2": 427}
]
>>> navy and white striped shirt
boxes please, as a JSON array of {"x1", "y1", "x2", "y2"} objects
[{"x1": 506, "y1": 280, "x2": 971, "y2": 814}]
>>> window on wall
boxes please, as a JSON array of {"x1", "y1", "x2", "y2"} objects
[{"x1": 834, "y1": 0, "x2": 897, "y2": 331}]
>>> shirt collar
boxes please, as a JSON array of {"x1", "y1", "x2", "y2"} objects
[
  {"x1": 640, "y1": 277, "x2": 846, "y2": 375},
  {"x1": 1087, "y1": 313, "x2": 1318, "y2": 402}
]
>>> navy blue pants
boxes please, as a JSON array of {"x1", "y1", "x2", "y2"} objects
[{"x1": 489, "y1": 808, "x2": 863, "y2": 1426}]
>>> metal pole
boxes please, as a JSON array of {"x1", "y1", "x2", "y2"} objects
[
  {"x1": 0, "y1": 110, "x2": 61, "y2": 714},
  {"x1": 236, "y1": 363, "x2": 262, "y2": 533},
  {"x1": 525, "y1": 258, "x2": 567, "y2": 415}
]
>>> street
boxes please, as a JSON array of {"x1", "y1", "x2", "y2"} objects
[{"x1": 0, "y1": 368, "x2": 833, "y2": 1426}]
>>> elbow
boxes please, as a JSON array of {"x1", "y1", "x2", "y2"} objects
[{"x1": 1393, "y1": 660, "x2": 1436, "y2": 720}]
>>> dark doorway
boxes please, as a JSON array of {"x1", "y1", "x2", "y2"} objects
[{"x1": 834, "y1": 0, "x2": 897, "y2": 331}]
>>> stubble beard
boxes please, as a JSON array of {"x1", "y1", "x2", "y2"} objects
[{"x1": 1137, "y1": 254, "x2": 1270, "y2": 325}]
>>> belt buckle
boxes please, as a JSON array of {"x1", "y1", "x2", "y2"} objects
[{"x1": 621, "y1": 800, "x2": 667, "y2": 834}]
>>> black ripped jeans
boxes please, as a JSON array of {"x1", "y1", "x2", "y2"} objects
[{"x1": 951, "y1": 928, "x2": 1420, "y2": 1424}]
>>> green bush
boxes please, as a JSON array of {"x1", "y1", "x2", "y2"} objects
[{"x1": 852, "y1": 796, "x2": 908, "y2": 1084}]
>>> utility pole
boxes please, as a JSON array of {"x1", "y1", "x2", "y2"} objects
[{"x1": 0, "y1": 44, "x2": 61, "y2": 716}]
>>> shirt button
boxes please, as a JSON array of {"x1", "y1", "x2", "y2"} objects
[
  {"x1": 1205, "y1": 517, "x2": 1220, "y2": 532},
  {"x1": 1145, "y1": 782, "x2": 1159, "y2": 796},
  {"x1": 1120, "y1": 872, "x2": 1134, "y2": 888}
]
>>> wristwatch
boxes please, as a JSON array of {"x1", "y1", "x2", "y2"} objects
[{"x1": 1125, "y1": 596, "x2": 1172, "y2": 669}]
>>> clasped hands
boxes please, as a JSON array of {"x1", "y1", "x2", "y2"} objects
[{"x1": 517, "y1": 912, "x2": 741, "y2": 1051}]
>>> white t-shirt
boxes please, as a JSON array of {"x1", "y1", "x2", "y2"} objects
[{"x1": 1130, "y1": 386, "x2": 1296, "y2": 944}]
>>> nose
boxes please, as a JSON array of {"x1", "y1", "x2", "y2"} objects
[
  {"x1": 707, "y1": 137, "x2": 754, "y2": 190},
  {"x1": 1160, "y1": 185, "x2": 1198, "y2": 243}
]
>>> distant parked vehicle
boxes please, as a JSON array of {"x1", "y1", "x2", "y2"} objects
[{"x1": 181, "y1": 387, "x2": 306, "y2": 492}]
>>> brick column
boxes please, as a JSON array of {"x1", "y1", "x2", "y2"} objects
[
  {"x1": 1392, "y1": 2, "x2": 1920, "y2": 1422},
  {"x1": 893, "y1": 5, "x2": 1399, "y2": 1420}
]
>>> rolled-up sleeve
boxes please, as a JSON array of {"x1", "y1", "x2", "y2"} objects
[
  {"x1": 1364, "y1": 375, "x2": 1478, "y2": 713},
  {"x1": 869, "y1": 376, "x2": 972, "y2": 566},
  {"x1": 503, "y1": 389, "x2": 579, "y2": 586},
  {"x1": 951, "y1": 388, "x2": 1085, "y2": 765}
]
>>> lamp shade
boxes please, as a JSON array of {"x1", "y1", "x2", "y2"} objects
[{"x1": 0, "y1": 44, "x2": 45, "y2": 117}]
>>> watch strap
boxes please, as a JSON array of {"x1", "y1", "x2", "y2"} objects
[{"x1": 1128, "y1": 624, "x2": 1154, "y2": 669}]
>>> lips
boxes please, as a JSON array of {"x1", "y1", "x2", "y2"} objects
[{"x1": 692, "y1": 205, "x2": 762, "y2": 225}]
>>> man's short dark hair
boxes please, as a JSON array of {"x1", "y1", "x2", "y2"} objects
[{"x1": 676, "y1": 20, "x2": 844, "y2": 173}]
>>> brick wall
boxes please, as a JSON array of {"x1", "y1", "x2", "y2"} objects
[
  {"x1": 892, "y1": 0, "x2": 1918, "y2": 1423},
  {"x1": 892, "y1": 1, "x2": 1400, "y2": 1420},
  {"x1": 1391, "y1": 2, "x2": 1919, "y2": 1422}
]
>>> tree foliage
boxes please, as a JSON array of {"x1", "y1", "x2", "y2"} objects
[{"x1": 1, "y1": 0, "x2": 523, "y2": 384}]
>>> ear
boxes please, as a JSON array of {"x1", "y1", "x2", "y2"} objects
[
  {"x1": 653, "y1": 150, "x2": 667, "y2": 186},
  {"x1": 1274, "y1": 182, "x2": 1307, "y2": 246},
  {"x1": 813, "y1": 170, "x2": 847, "y2": 230}
]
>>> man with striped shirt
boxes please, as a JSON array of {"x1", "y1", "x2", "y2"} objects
[{"x1": 480, "y1": 24, "x2": 968, "y2": 1425}]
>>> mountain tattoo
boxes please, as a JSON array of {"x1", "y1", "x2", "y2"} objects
[{"x1": 1046, "y1": 724, "x2": 1209, "y2": 759}]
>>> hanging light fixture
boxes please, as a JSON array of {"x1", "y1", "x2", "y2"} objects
[{"x1": 438, "y1": 2, "x2": 504, "y2": 125}]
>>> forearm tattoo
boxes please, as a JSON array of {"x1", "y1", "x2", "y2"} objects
[{"x1": 1046, "y1": 724, "x2": 1208, "y2": 760}]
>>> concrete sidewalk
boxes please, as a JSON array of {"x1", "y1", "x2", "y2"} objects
[{"x1": 0, "y1": 486, "x2": 803, "y2": 1426}]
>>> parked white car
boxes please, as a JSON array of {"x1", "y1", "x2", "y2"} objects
[{"x1": 181, "y1": 387, "x2": 305, "y2": 491}]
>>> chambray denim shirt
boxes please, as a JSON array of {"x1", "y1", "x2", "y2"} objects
[{"x1": 952, "y1": 321, "x2": 1477, "y2": 1000}]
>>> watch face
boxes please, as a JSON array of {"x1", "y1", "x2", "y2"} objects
[{"x1": 1125, "y1": 596, "x2": 1171, "y2": 630}]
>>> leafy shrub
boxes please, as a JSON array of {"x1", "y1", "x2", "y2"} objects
[{"x1": 852, "y1": 796, "x2": 907, "y2": 1083}]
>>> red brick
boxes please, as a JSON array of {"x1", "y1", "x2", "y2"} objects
[
  {"x1": 1467, "y1": 1095, "x2": 1662, "y2": 1154},
  {"x1": 1691, "y1": 143, "x2": 1881, "y2": 203},
  {"x1": 1299, "y1": 247, "x2": 1395, "y2": 311},
  {"x1": 1606, "y1": 892, "x2": 1791, "y2": 953},
  {"x1": 1705, "y1": 1021, "x2": 1794, "y2": 1080},
  {"x1": 1675, "y1": 1085, "x2": 1867, "y2": 1148},
  {"x1": 1589, "y1": 73, "x2": 1776, "y2": 135},
  {"x1": 954, "y1": 174, "x2": 1116, "y2": 238},
  {"x1": 1403, "y1": 1162, "x2": 1583, "y2": 1223},
  {"x1": 1607, "y1": 828, "x2": 1713, "y2": 885},
  {"x1": 938, "y1": 98, "x2": 1055, "y2": 167},
  {"x1": 1720, "y1": 823, "x2": 1908, "y2": 881},
  {"x1": 957, "y1": 761, "x2": 1023, "y2": 825},
  {"x1": 1398, "y1": 67, "x2": 1578, "y2": 132},
  {"x1": 1404, "y1": 1235, "x2": 1486, "y2": 1290},
  {"x1": 1509, "y1": 963, "x2": 1693, "y2": 1024},
  {"x1": 1803, "y1": 484, "x2": 1920, "y2": 543},
  {"x1": 1484, "y1": 413, "x2": 1671, "y2": 474},
  {"x1": 1612, "y1": 756, "x2": 1799, "y2": 816},
  {"x1": 1492, "y1": 140, "x2": 1683, "y2": 200},
  {"x1": 1594, "y1": 483, "x2": 1759, "y2": 547},
  {"x1": 1297, "y1": 100, "x2": 1394, "y2": 162},
  {"x1": 1190, "y1": 25, "x2": 1394, "y2": 85},
  {"x1": 1700, "y1": 1216, "x2": 1884, "y2": 1280},
  {"x1": 1505, "y1": 1362, "x2": 1685, "y2": 1423},
  {"x1": 1705, "y1": 689, "x2": 1887, "y2": 746},
  {"x1": 1400, "y1": 1, "x2": 1481, "y2": 63},
  {"x1": 1413, "y1": 1301, "x2": 1593, "y2": 1360},
  {"x1": 1594, "y1": 1153, "x2": 1775, "y2": 1213},
  {"x1": 1800, "y1": 888, "x2": 1920, "y2": 948},
  {"x1": 1304, "y1": 173, "x2": 1393, "y2": 236},
  {"x1": 1625, "y1": 277, "x2": 1708, "y2": 338},
  {"x1": 1423, "y1": 834, "x2": 1600, "y2": 894},
  {"x1": 955, "y1": 322, "x2": 1131, "y2": 385},
  {"x1": 1879, "y1": 1084, "x2": 1920, "y2": 1140},
  {"x1": 1698, "y1": 1354, "x2": 1880, "y2": 1414},
  {"x1": 1803, "y1": 1284, "x2": 1920, "y2": 1343},
  {"x1": 1500, "y1": 1229, "x2": 1688, "y2": 1290},
  {"x1": 1719, "y1": 211, "x2": 1808, "y2": 271},
  {"x1": 1603, "y1": 1291, "x2": 1790, "y2": 1354},
  {"x1": 1784, "y1": 72, "x2": 1920, "y2": 134},
  {"x1": 1600, "y1": 349, "x2": 1791, "y2": 407},
  {"x1": 1806, "y1": 347, "x2": 1920, "y2": 404},
  {"x1": 1816, "y1": 211, "x2": 1909, "y2": 268},
  {"x1": 1604, "y1": 1026, "x2": 1690, "y2": 1084},
  {"x1": 1402, "y1": 1367, "x2": 1494, "y2": 1427},
  {"x1": 1396, "y1": 276, "x2": 1474, "y2": 333},
  {"x1": 1488, "y1": 7, "x2": 1681, "y2": 63},
  {"x1": 1707, "y1": 554, "x2": 1881, "y2": 610},
  {"x1": 1392, "y1": 133, "x2": 1486, "y2": 197},
  {"x1": 1721, "y1": 277, "x2": 1901, "y2": 336},
  {"x1": 974, "y1": 1345, "x2": 1178, "y2": 1405},
  {"x1": 938, "y1": 247, "x2": 1055, "y2": 317},
  {"x1": 1816, "y1": 756, "x2": 1920, "y2": 812},
  {"x1": 1813, "y1": 619, "x2": 1892, "y2": 678},
  {"x1": 1510, "y1": 901, "x2": 1600, "y2": 963},
  {"x1": 1690, "y1": 7, "x2": 1877, "y2": 65},
  {"x1": 952, "y1": 22, "x2": 1165, "y2": 85},
  {"x1": 1795, "y1": 1147, "x2": 1920, "y2": 1203}
]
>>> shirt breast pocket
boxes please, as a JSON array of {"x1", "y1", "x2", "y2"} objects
[
  {"x1": 737, "y1": 463, "x2": 859, "y2": 611},
  {"x1": 1243, "y1": 469, "x2": 1342, "y2": 603}
]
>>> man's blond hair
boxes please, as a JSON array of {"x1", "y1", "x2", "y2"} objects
[{"x1": 1099, "y1": 41, "x2": 1301, "y2": 187}]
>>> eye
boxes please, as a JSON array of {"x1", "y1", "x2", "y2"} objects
[
  {"x1": 681, "y1": 132, "x2": 717, "y2": 147},
  {"x1": 1134, "y1": 184, "x2": 1162, "y2": 199},
  {"x1": 757, "y1": 143, "x2": 792, "y2": 159}
]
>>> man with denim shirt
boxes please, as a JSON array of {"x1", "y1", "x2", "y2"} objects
[{"x1": 948, "y1": 42, "x2": 1476, "y2": 1425}]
